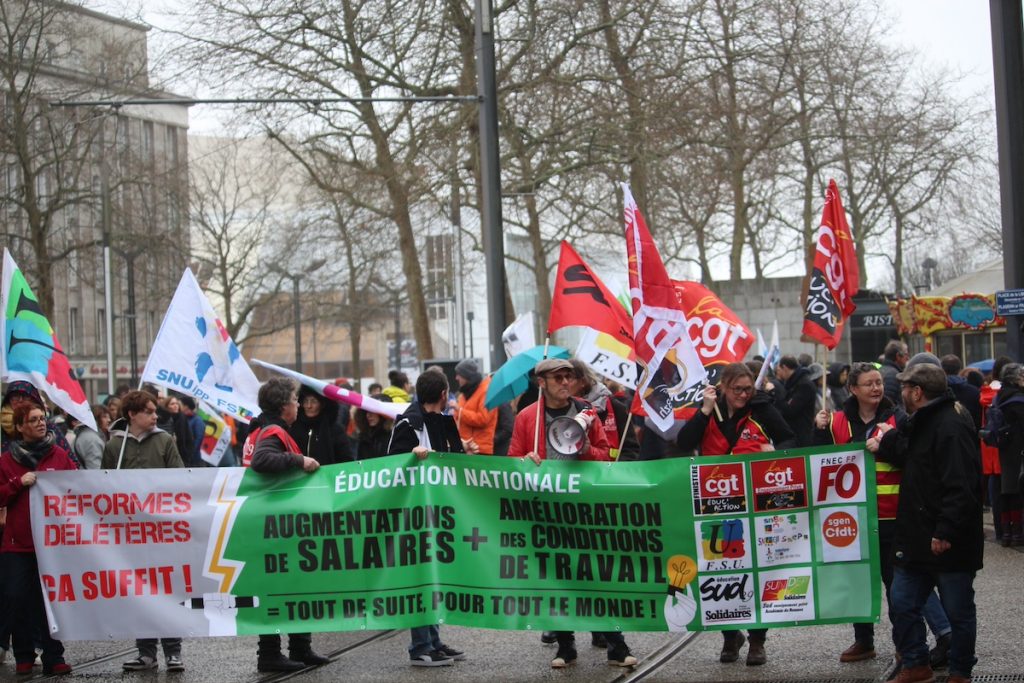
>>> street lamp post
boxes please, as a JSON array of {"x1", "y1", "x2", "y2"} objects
[
  {"x1": 270, "y1": 258, "x2": 326, "y2": 372},
  {"x1": 466, "y1": 310, "x2": 475, "y2": 358}
]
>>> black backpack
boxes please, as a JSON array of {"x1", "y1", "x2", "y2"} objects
[{"x1": 981, "y1": 395, "x2": 1024, "y2": 447}]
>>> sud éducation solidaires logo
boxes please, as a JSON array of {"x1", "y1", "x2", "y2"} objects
[{"x1": 758, "y1": 572, "x2": 814, "y2": 622}]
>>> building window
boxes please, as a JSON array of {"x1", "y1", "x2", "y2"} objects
[
  {"x1": 142, "y1": 121, "x2": 154, "y2": 165},
  {"x1": 96, "y1": 308, "x2": 106, "y2": 354},
  {"x1": 165, "y1": 126, "x2": 179, "y2": 167},
  {"x1": 68, "y1": 307, "x2": 80, "y2": 353},
  {"x1": 425, "y1": 233, "x2": 453, "y2": 320}
]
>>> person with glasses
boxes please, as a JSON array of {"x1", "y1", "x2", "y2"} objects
[
  {"x1": 675, "y1": 362, "x2": 795, "y2": 666},
  {"x1": 507, "y1": 359, "x2": 639, "y2": 669},
  {"x1": 102, "y1": 391, "x2": 187, "y2": 672},
  {"x1": 0, "y1": 403, "x2": 77, "y2": 675},
  {"x1": 813, "y1": 362, "x2": 950, "y2": 666}
]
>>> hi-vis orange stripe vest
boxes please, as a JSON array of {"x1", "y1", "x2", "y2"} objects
[{"x1": 829, "y1": 412, "x2": 900, "y2": 520}]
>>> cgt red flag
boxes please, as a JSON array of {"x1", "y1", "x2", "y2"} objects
[
  {"x1": 802, "y1": 179, "x2": 860, "y2": 349},
  {"x1": 623, "y1": 184, "x2": 707, "y2": 431},
  {"x1": 548, "y1": 241, "x2": 633, "y2": 349}
]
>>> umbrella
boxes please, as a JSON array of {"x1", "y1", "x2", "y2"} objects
[
  {"x1": 968, "y1": 359, "x2": 994, "y2": 373},
  {"x1": 485, "y1": 345, "x2": 571, "y2": 409}
]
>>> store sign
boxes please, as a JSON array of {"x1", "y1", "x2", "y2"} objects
[
  {"x1": 849, "y1": 313, "x2": 893, "y2": 329},
  {"x1": 74, "y1": 362, "x2": 146, "y2": 379}
]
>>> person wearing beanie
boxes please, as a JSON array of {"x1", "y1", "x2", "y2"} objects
[{"x1": 453, "y1": 359, "x2": 497, "y2": 455}]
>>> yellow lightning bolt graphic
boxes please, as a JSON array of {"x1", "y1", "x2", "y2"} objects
[{"x1": 207, "y1": 474, "x2": 243, "y2": 592}]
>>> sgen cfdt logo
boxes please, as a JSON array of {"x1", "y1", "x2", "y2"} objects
[{"x1": 813, "y1": 453, "x2": 866, "y2": 504}]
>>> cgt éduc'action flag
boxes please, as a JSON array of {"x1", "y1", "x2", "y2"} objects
[
  {"x1": 548, "y1": 241, "x2": 633, "y2": 349},
  {"x1": 802, "y1": 179, "x2": 860, "y2": 349},
  {"x1": 623, "y1": 184, "x2": 707, "y2": 432}
]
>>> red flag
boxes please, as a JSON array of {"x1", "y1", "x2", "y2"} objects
[
  {"x1": 623, "y1": 184, "x2": 707, "y2": 431},
  {"x1": 671, "y1": 280, "x2": 754, "y2": 365},
  {"x1": 548, "y1": 241, "x2": 633, "y2": 349},
  {"x1": 802, "y1": 179, "x2": 859, "y2": 349}
]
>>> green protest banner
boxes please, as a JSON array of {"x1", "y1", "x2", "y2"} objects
[
  {"x1": 225, "y1": 444, "x2": 881, "y2": 635},
  {"x1": 31, "y1": 444, "x2": 881, "y2": 639}
]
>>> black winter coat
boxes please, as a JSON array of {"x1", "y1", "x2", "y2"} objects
[
  {"x1": 289, "y1": 386, "x2": 353, "y2": 465},
  {"x1": 995, "y1": 384, "x2": 1024, "y2": 496},
  {"x1": 780, "y1": 366, "x2": 817, "y2": 447},
  {"x1": 876, "y1": 392, "x2": 983, "y2": 572}
]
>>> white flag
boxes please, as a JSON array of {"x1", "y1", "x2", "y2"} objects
[
  {"x1": 502, "y1": 311, "x2": 536, "y2": 359},
  {"x1": 142, "y1": 269, "x2": 261, "y2": 421},
  {"x1": 767, "y1": 320, "x2": 781, "y2": 370},
  {"x1": 756, "y1": 328, "x2": 767, "y2": 358}
]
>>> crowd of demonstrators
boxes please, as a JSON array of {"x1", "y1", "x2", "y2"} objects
[
  {"x1": 774, "y1": 356, "x2": 818, "y2": 446},
  {"x1": 880, "y1": 341, "x2": 911, "y2": 406},
  {"x1": 354, "y1": 397, "x2": 394, "y2": 459},
  {"x1": 179, "y1": 397, "x2": 206, "y2": 467},
  {"x1": 452, "y1": 359, "x2": 498, "y2": 455},
  {"x1": 241, "y1": 378, "x2": 330, "y2": 673},
  {"x1": 67, "y1": 405, "x2": 110, "y2": 469},
  {"x1": 941, "y1": 355, "x2": 982, "y2": 430},
  {"x1": 289, "y1": 385, "x2": 353, "y2": 466},
  {"x1": 677, "y1": 362, "x2": 795, "y2": 666},
  {"x1": 382, "y1": 370, "x2": 412, "y2": 403},
  {"x1": 386, "y1": 371, "x2": 468, "y2": 667},
  {"x1": 0, "y1": 402, "x2": 77, "y2": 675},
  {"x1": 505, "y1": 358, "x2": 638, "y2": 669},
  {"x1": 992, "y1": 362, "x2": 1024, "y2": 546},
  {"x1": 100, "y1": 390, "x2": 186, "y2": 672},
  {"x1": 156, "y1": 394, "x2": 195, "y2": 467},
  {"x1": 870, "y1": 363, "x2": 983, "y2": 683}
]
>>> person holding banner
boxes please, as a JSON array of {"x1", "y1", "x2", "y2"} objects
[
  {"x1": 812, "y1": 362, "x2": 943, "y2": 664},
  {"x1": 240, "y1": 378, "x2": 331, "y2": 672},
  {"x1": 102, "y1": 390, "x2": 187, "y2": 672},
  {"x1": 675, "y1": 362, "x2": 795, "y2": 666},
  {"x1": 507, "y1": 359, "x2": 639, "y2": 668},
  {"x1": 387, "y1": 370, "x2": 469, "y2": 667},
  {"x1": 0, "y1": 403, "x2": 78, "y2": 675}
]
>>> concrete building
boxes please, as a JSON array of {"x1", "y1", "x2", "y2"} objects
[{"x1": 0, "y1": 1, "x2": 190, "y2": 400}]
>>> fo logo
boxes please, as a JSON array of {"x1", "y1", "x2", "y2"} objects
[{"x1": 822, "y1": 511, "x2": 858, "y2": 547}]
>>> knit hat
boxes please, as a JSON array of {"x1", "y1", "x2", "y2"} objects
[
  {"x1": 905, "y1": 352, "x2": 941, "y2": 369},
  {"x1": 454, "y1": 359, "x2": 483, "y2": 384}
]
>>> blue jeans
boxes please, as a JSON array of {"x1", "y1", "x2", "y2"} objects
[
  {"x1": 891, "y1": 566, "x2": 976, "y2": 678},
  {"x1": 409, "y1": 626, "x2": 442, "y2": 657},
  {"x1": 854, "y1": 522, "x2": 951, "y2": 644}
]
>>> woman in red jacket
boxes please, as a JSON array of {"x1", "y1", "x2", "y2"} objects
[
  {"x1": 675, "y1": 362, "x2": 795, "y2": 666},
  {"x1": 0, "y1": 403, "x2": 78, "y2": 675}
]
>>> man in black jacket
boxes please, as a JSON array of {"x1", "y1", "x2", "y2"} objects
[
  {"x1": 775, "y1": 356, "x2": 817, "y2": 446},
  {"x1": 387, "y1": 371, "x2": 468, "y2": 667},
  {"x1": 870, "y1": 364, "x2": 982, "y2": 683}
]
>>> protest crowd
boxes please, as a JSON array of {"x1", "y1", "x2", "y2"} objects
[{"x1": 0, "y1": 185, "x2": 1013, "y2": 683}]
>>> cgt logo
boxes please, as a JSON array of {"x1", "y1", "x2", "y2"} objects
[
  {"x1": 702, "y1": 464, "x2": 745, "y2": 497},
  {"x1": 822, "y1": 511, "x2": 858, "y2": 547}
]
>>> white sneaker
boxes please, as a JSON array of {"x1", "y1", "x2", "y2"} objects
[
  {"x1": 0, "y1": 647, "x2": 8, "y2": 664},
  {"x1": 166, "y1": 655, "x2": 184, "y2": 672}
]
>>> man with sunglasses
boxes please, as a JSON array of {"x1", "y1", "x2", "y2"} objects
[
  {"x1": 507, "y1": 359, "x2": 638, "y2": 669},
  {"x1": 871, "y1": 363, "x2": 982, "y2": 683}
]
